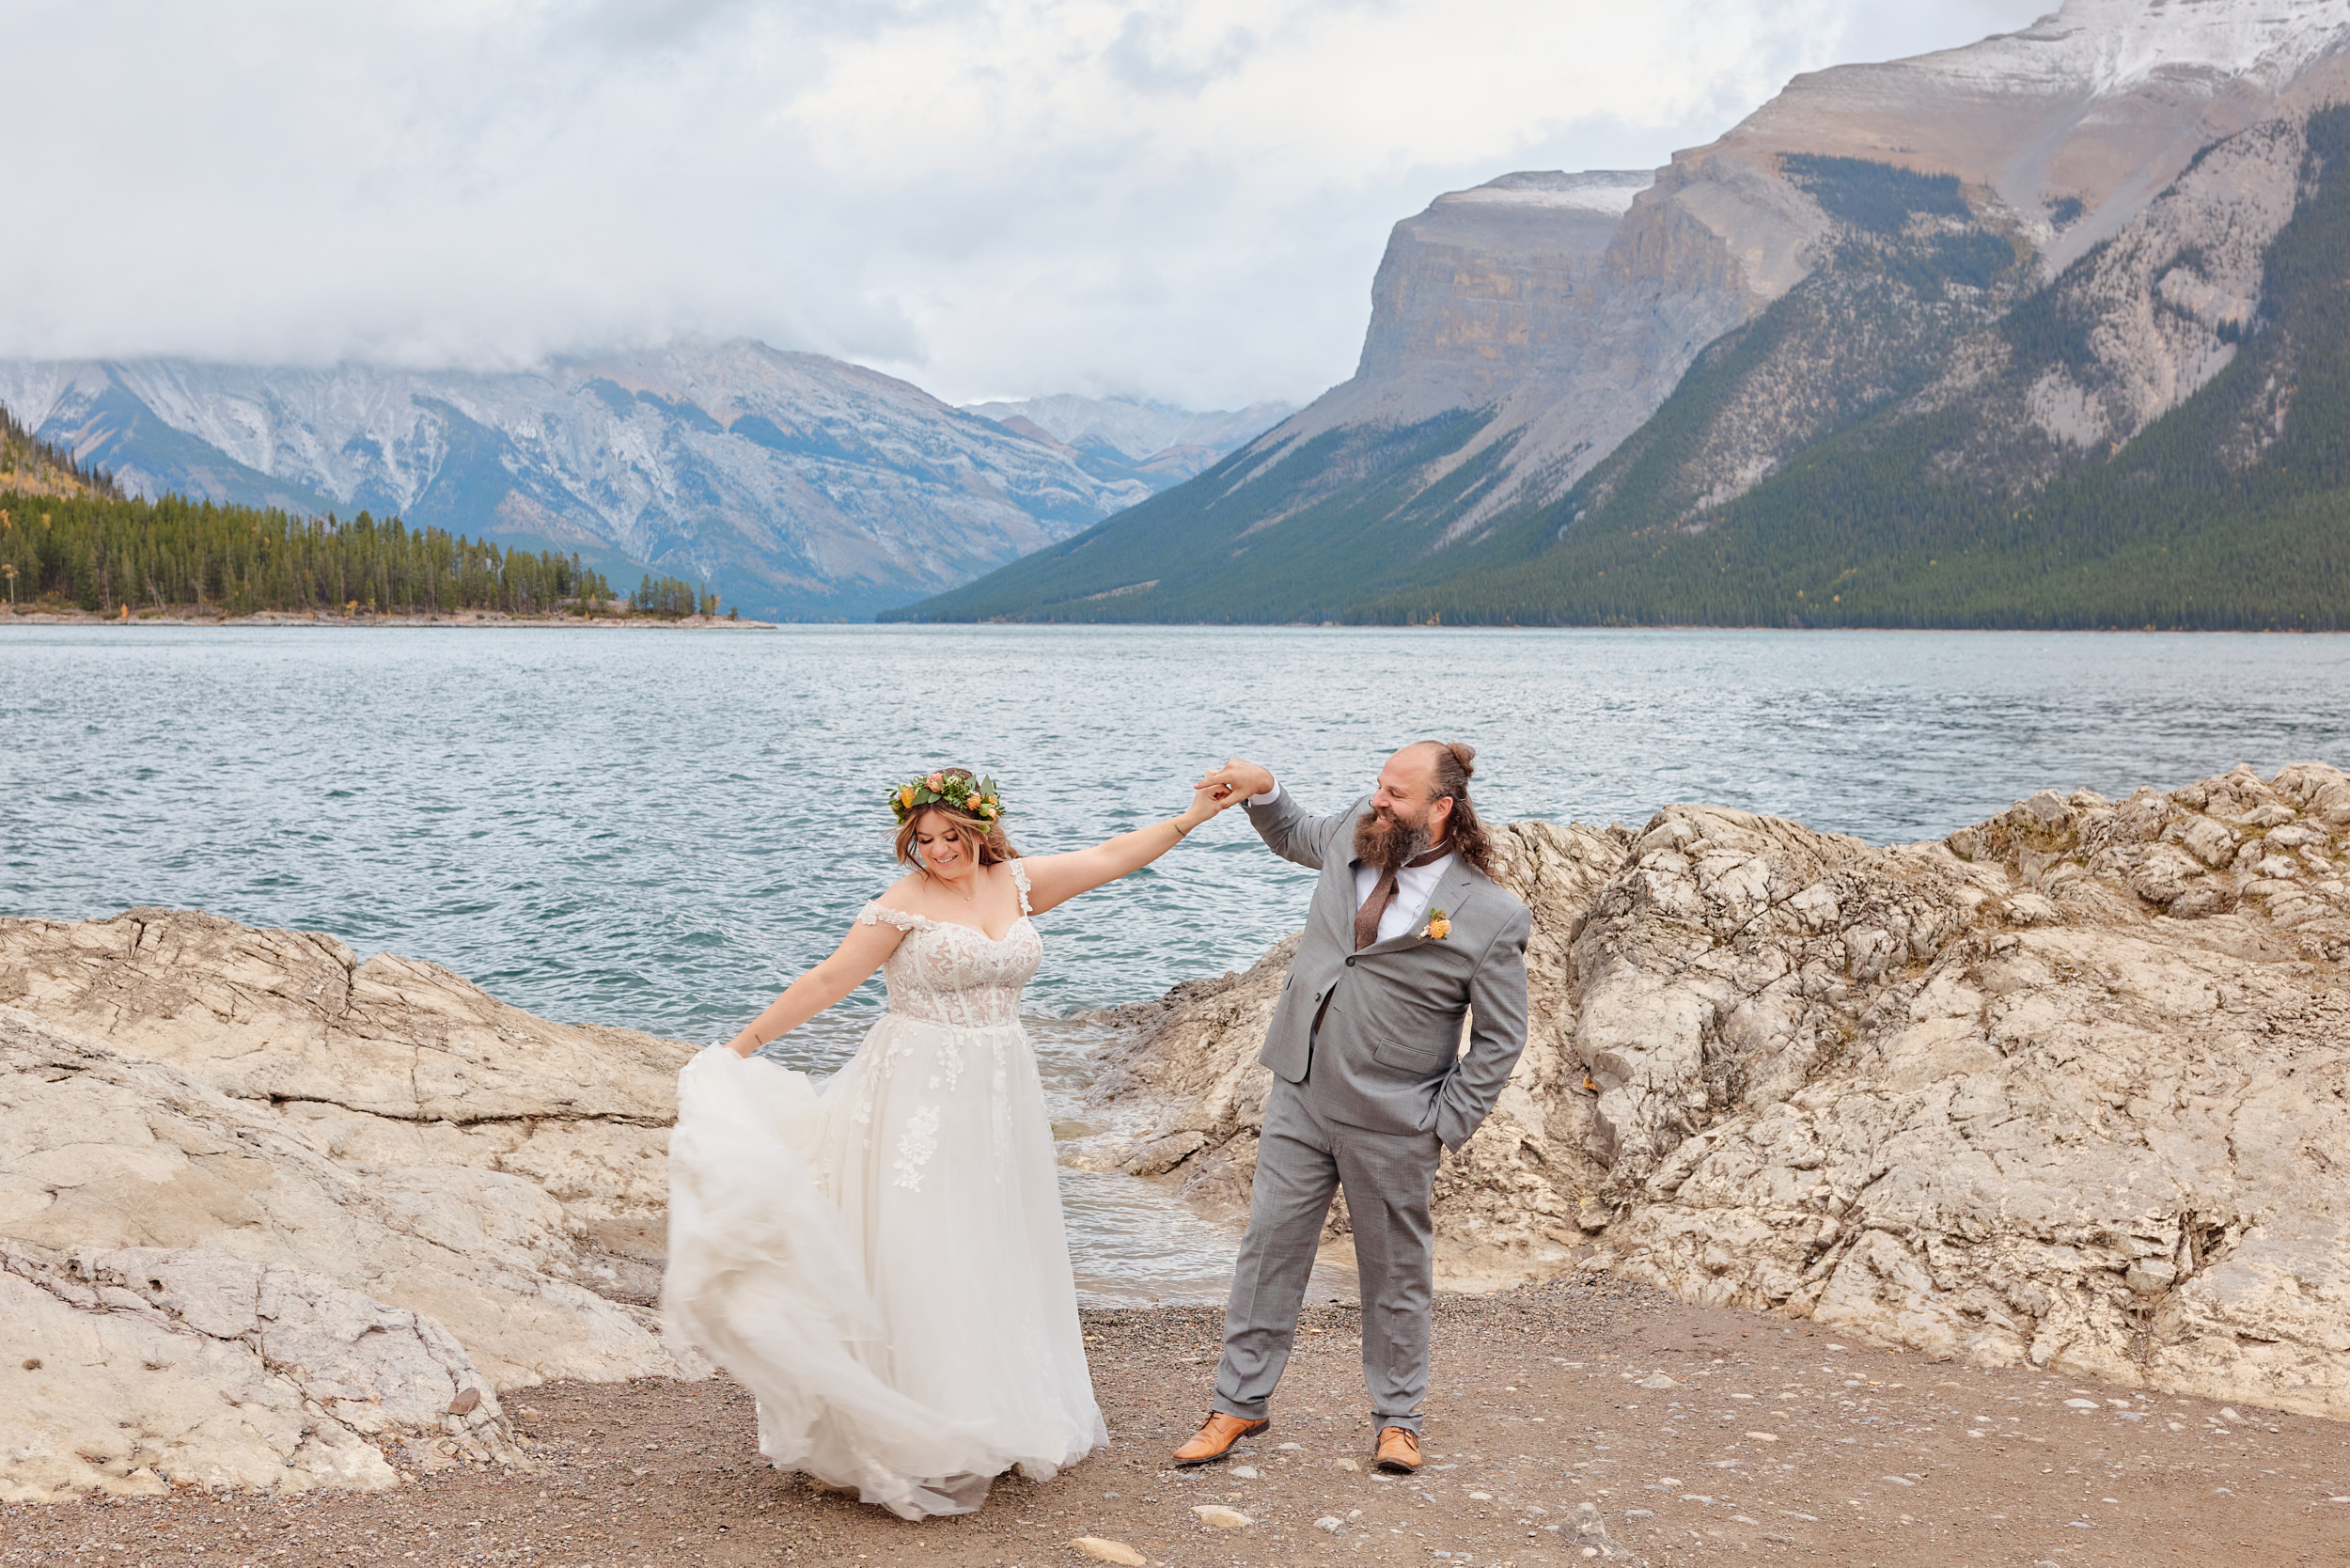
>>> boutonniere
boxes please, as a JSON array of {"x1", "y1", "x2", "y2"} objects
[{"x1": 1419, "y1": 909, "x2": 1451, "y2": 941}]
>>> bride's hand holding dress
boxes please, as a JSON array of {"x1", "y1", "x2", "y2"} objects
[{"x1": 663, "y1": 773, "x2": 1234, "y2": 1520}]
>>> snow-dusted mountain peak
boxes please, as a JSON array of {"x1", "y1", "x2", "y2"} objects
[
  {"x1": 1915, "y1": 0, "x2": 2350, "y2": 96},
  {"x1": 962, "y1": 394, "x2": 1294, "y2": 463},
  {"x1": 1440, "y1": 170, "x2": 1655, "y2": 216}
]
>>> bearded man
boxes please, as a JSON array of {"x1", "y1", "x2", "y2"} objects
[{"x1": 1177, "y1": 742, "x2": 1530, "y2": 1474}]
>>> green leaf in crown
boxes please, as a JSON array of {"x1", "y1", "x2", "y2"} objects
[{"x1": 888, "y1": 768, "x2": 1006, "y2": 825}]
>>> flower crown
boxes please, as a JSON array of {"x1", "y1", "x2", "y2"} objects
[{"x1": 889, "y1": 769, "x2": 1005, "y2": 826}]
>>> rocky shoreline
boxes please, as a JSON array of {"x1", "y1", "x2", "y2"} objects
[
  {"x1": 0, "y1": 913, "x2": 707, "y2": 1501},
  {"x1": 1072, "y1": 762, "x2": 2350, "y2": 1422},
  {"x1": 3, "y1": 761, "x2": 2346, "y2": 1505}
]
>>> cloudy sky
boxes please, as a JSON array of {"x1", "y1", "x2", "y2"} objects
[{"x1": 7, "y1": 1, "x2": 2049, "y2": 409}]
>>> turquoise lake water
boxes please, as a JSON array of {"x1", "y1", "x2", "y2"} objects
[{"x1": 8, "y1": 623, "x2": 2347, "y2": 1298}]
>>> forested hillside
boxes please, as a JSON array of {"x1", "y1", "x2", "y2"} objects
[
  {"x1": 1, "y1": 404, "x2": 118, "y2": 502},
  {"x1": 2, "y1": 403, "x2": 766, "y2": 619},
  {"x1": 0, "y1": 443, "x2": 706, "y2": 628},
  {"x1": 0, "y1": 341, "x2": 1152, "y2": 621},
  {"x1": 882, "y1": 409, "x2": 1511, "y2": 623}
]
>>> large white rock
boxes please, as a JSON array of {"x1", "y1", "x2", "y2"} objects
[
  {"x1": 0, "y1": 907, "x2": 695, "y2": 1299},
  {"x1": 0, "y1": 902, "x2": 729, "y2": 1501},
  {"x1": 0, "y1": 1009, "x2": 697, "y2": 1395},
  {"x1": 2, "y1": 1239, "x2": 515, "y2": 1501},
  {"x1": 1084, "y1": 764, "x2": 2350, "y2": 1416}
]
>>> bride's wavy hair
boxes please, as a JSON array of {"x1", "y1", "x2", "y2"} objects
[
  {"x1": 1424, "y1": 741, "x2": 1496, "y2": 876},
  {"x1": 893, "y1": 768, "x2": 1020, "y2": 873}
]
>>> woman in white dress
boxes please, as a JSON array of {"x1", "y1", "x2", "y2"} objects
[{"x1": 664, "y1": 767, "x2": 1233, "y2": 1519}]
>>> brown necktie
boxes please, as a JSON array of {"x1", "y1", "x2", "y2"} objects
[{"x1": 1354, "y1": 847, "x2": 1450, "y2": 950}]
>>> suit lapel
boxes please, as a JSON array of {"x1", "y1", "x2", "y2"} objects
[
  {"x1": 1317, "y1": 851, "x2": 1364, "y2": 945},
  {"x1": 1320, "y1": 800, "x2": 1378, "y2": 942},
  {"x1": 1360, "y1": 858, "x2": 1481, "y2": 955}
]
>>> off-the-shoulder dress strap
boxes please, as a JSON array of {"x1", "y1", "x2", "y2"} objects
[
  {"x1": 1009, "y1": 859, "x2": 1033, "y2": 917},
  {"x1": 857, "y1": 901, "x2": 932, "y2": 933}
]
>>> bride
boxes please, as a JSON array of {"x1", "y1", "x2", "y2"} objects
[{"x1": 664, "y1": 766, "x2": 1233, "y2": 1519}]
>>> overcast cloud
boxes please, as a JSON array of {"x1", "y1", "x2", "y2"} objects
[{"x1": 4, "y1": 1, "x2": 2048, "y2": 407}]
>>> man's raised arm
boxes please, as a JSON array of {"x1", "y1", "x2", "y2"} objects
[{"x1": 1197, "y1": 758, "x2": 1351, "y2": 870}]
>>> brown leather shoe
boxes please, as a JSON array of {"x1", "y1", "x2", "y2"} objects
[
  {"x1": 1172, "y1": 1411, "x2": 1270, "y2": 1467},
  {"x1": 1374, "y1": 1425, "x2": 1422, "y2": 1473}
]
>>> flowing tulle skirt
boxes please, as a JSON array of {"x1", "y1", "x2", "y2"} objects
[{"x1": 663, "y1": 1016, "x2": 1105, "y2": 1518}]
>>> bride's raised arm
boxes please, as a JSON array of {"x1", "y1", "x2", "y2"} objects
[
  {"x1": 1021, "y1": 782, "x2": 1236, "y2": 916},
  {"x1": 723, "y1": 917, "x2": 908, "y2": 1058}
]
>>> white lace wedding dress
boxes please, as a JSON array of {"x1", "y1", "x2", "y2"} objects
[{"x1": 663, "y1": 861, "x2": 1106, "y2": 1519}]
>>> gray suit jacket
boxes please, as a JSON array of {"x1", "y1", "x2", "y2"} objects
[{"x1": 1247, "y1": 789, "x2": 1530, "y2": 1151}]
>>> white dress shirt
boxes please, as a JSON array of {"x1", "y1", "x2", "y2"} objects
[{"x1": 1250, "y1": 779, "x2": 1455, "y2": 943}]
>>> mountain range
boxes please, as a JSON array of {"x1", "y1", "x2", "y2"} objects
[
  {"x1": 0, "y1": 348, "x2": 1277, "y2": 620},
  {"x1": 960, "y1": 395, "x2": 1294, "y2": 491},
  {"x1": 894, "y1": 0, "x2": 2350, "y2": 629}
]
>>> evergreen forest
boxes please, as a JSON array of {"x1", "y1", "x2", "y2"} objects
[{"x1": 2, "y1": 405, "x2": 723, "y2": 620}]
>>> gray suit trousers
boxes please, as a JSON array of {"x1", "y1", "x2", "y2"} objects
[{"x1": 1212, "y1": 1076, "x2": 1444, "y2": 1433}]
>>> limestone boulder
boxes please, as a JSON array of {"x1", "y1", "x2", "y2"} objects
[
  {"x1": 3, "y1": 1239, "x2": 516, "y2": 1501},
  {"x1": 1085, "y1": 764, "x2": 2350, "y2": 1415},
  {"x1": 0, "y1": 907, "x2": 694, "y2": 1298},
  {"x1": 0, "y1": 903, "x2": 719, "y2": 1501},
  {"x1": 0, "y1": 907, "x2": 681, "y2": 1121},
  {"x1": 0, "y1": 1009, "x2": 696, "y2": 1395}
]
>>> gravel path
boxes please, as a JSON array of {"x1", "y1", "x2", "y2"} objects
[{"x1": 8, "y1": 1276, "x2": 2347, "y2": 1567}]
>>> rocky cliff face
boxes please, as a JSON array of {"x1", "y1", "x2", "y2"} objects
[
  {"x1": 1620, "y1": 28, "x2": 2350, "y2": 523},
  {"x1": 1922, "y1": 113, "x2": 2311, "y2": 472},
  {"x1": 0, "y1": 910, "x2": 709, "y2": 1499},
  {"x1": 1247, "y1": 0, "x2": 2350, "y2": 529},
  {"x1": 1347, "y1": 174, "x2": 1654, "y2": 398},
  {"x1": 1518, "y1": 0, "x2": 2350, "y2": 518},
  {"x1": 0, "y1": 342, "x2": 1152, "y2": 619},
  {"x1": 1073, "y1": 764, "x2": 2350, "y2": 1419}
]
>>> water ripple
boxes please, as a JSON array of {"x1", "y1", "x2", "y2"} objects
[{"x1": 7, "y1": 623, "x2": 2345, "y2": 1299}]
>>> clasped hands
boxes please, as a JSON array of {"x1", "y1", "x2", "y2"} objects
[{"x1": 1195, "y1": 758, "x2": 1276, "y2": 809}]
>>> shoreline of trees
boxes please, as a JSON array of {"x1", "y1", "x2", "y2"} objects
[
  {"x1": 0, "y1": 603, "x2": 749, "y2": 626},
  {"x1": 0, "y1": 482, "x2": 732, "y2": 625},
  {"x1": 4, "y1": 401, "x2": 741, "y2": 621}
]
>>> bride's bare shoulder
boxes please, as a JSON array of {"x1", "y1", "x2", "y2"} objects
[
  {"x1": 872, "y1": 870, "x2": 933, "y2": 912},
  {"x1": 854, "y1": 873, "x2": 935, "y2": 934}
]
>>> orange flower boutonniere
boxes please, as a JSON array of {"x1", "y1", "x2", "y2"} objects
[{"x1": 1420, "y1": 909, "x2": 1451, "y2": 941}]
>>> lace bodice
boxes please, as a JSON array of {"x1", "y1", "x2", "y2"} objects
[{"x1": 857, "y1": 860, "x2": 1042, "y2": 1029}]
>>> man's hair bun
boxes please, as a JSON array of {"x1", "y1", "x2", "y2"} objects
[{"x1": 1420, "y1": 740, "x2": 1493, "y2": 873}]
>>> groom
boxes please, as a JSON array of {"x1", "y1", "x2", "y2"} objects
[{"x1": 1176, "y1": 742, "x2": 1529, "y2": 1475}]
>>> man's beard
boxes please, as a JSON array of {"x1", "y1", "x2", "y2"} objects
[{"x1": 1354, "y1": 808, "x2": 1433, "y2": 872}]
